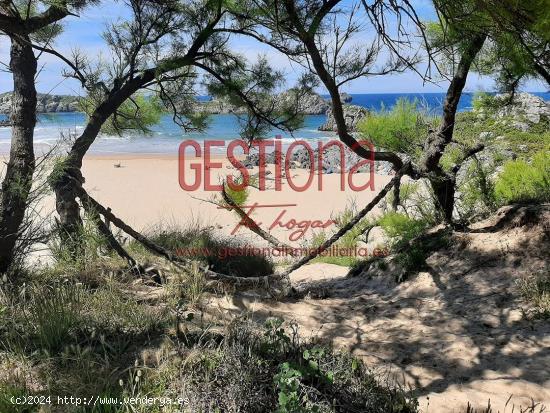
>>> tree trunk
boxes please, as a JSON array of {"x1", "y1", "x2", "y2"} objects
[
  {"x1": 52, "y1": 76, "x2": 151, "y2": 245},
  {"x1": 0, "y1": 35, "x2": 37, "y2": 274},
  {"x1": 53, "y1": 172, "x2": 83, "y2": 250},
  {"x1": 430, "y1": 175, "x2": 456, "y2": 223},
  {"x1": 53, "y1": 106, "x2": 125, "y2": 247},
  {"x1": 421, "y1": 34, "x2": 487, "y2": 223}
]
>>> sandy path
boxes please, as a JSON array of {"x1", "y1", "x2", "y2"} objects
[{"x1": 208, "y1": 208, "x2": 550, "y2": 412}]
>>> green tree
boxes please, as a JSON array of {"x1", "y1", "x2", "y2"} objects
[
  {"x1": 0, "y1": 0, "x2": 96, "y2": 274},
  {"x1": 439, "y1": 0, "x2": 550, "y2": 91},
  {"x1": 229, "y1": 0, "x2": 486, "y2": 222},
  {"x1": 36, "y1": 0, "x2": 308, "y2": 260}
]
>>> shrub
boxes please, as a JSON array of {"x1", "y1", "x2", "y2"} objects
[
  {"x1": 378, "y1": 212, "x2": 428, "y2": 247},
  {"x1": 378, "y1": 212, "x2": 438, "y2": 278},
  {"x1": 309, "y1": 204, "x2": 376, "y2": 267},
  {"x1": 471, "y1": 92, "x2": 501, "y2": 112},
  {"x1": 494, "y1": 151, "x2": 550, "y2": 204},
  {"x1": 455, "y1": 159, "x2": 497, "y2": 221},
  {"x1": 223, "y1": 175, "x2": 254, "y2": 207},
  {"x1": 383, "y1": 181, "x2": 438, "y2": 224},
  {"x1": 25, "y1": 282, "x2": 82, "y2": 353},
  {"x1": 138, "y1": 225, "x2": 274, "y2": 278},
  {"x1": 358, "y1": 98, "x2": 434, "y2": 156}
]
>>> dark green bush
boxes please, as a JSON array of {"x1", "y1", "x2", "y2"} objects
[{"x1": 143, "y1": 226, "x2": 274, "y2": 278}]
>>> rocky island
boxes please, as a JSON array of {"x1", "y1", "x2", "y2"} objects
[
  {"x1": 0, "y1": 90, "x2": 367, "y2": 130},
  {"x1": 0, "y1": 92, "x2": 81, "y2": 115},
  {"x1": 193, "y1": 90, "x2": 367, "y2": 131}
]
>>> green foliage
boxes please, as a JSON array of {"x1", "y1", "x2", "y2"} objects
[
  {"x1": 0, "y1": 382, "x2": 35, "y2": 413},
  {"x1": 83, "y1": 286, "x2": 165, "y2": 337},
  {"x1": 25, "y1": 283, "x2": 82, "y2": 353},
  {"x1": 206, "y1": 56, "x2": 308, "y2": 142},
  {"x1": 80, "y1": 93, "x2": 164, "y2": 135},
  {"x1": 223, "y1": 175, "x2": 253, "y2": 207},
  {"x1": 456, "y1": 159, "x2": 497, "y2": 221},
  {"x1": 384, "y1": 181, "x2": 438, "y2": 224},
  {"x1": 47, "y1": 156, "x2": 69, "y2": 189},
  {"x1": 494, "y1": 151, "x2": 550, "y2": 204},
  {"x1": 358, "y1": 98, "x2": 433, "y2": 157},
  {"x1": 471, "y1": 92, "x2": 501, "y2": 112},
  {"x1": 310, "y1": 203, "x2": 376, "y2": 267},
  {"x1": 452, "y1": 109, "x2": 550, "y2": 158},
  {"x1": 0, "y1": 253, "x2": 418, "y2": 413},
  {"x1": 274, "y1": 362, "x2": 304, "y2": 412},
  {"x1": 430, "y1": 0, "x2": 550, "y2": 90},
  {"x1": 135, "y1": 224, "x2": 274, "y2": 278},
  {"x1": 183, "y1": 319, "x2": 418, "y2": 412},
  {"x1": 378, "y1": 212, "x2": 437, "y2": 278},
  {"x1": 378, "y1": 212, "x2": 428, "y2": 247},
  {"x1": 166, "y1": 261, "x2": 207, "y2": 309},
  {"x1": 425, "y1": 6, "x2": 490, "y2": 77},
  {"x1": 50, "y1": 212, "x2": 111, "y2": 272}
]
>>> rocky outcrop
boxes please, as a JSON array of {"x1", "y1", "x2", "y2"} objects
[
  {"x1": 340, "y1": 92, "x2": 352, "y2": 103},
  {"x1": 475, "y1": 92, "x2": 550, "y2": 131},
  {"x1": 195, "y1": 90, "x2": 330, "y2": 115},
  {"x1": 241, "y1": 144, "x2": 394, "y2": 175},
  {"x1": 0, "y1": 92, "x2": 81, "y2": 114},
  {"x1": 277, "y1": 89, "x2": 330, "y2": 115},
  {"x1": 319, "y1": 104, "x2": 369, "y2": 132},
  {"x1": 195, "y1": 97, "x2": 245, "y2": 115}
]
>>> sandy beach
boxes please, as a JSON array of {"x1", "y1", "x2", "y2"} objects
[{"x1": 79, "y1": 154, "x2": 391, "y2": 246}]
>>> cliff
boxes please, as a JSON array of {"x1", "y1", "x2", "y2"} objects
[
  {"x1": 319, "y1": 104, "x2": 369, "y2": 132},
  {"x1": 0, "y1": 92, "x2": 81, "y2": 114}
]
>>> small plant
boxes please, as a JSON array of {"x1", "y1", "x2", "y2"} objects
[
  {"x1": 310, "y1": 203, "x2": 376, "y2": 267},
  {"x1": 517, "y1": 271, "x2": 550, "y2": 319},
  {"x1": 274, "y1": 362, "x2": 304, "y2": 413},
  {"x1": 223, "y1": 175, "x2": 256, "y2": 207},
  {"x1": 261, "y1": 318, "x2": 294, "y2": 357},
  {"x1": 456, "y1": 159, "x2": 497, "y2": 221},
  {"x1": 494, "y1": 151, "x2": 550, "y2": 204},
  {"x1": 26, "y1": 282, "x2": 82, "y2": 353},
  {"x1": 378, "y1": 212, "x2": 428, "y2": 247}
]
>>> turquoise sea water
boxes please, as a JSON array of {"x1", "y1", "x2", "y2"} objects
[{"x1": 1, "y1": 92, "x2": 548, "y2": 155}]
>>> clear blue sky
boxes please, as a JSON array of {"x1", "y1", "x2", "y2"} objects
[{"x1": 0, "y1": 0, "x2": 547, "y2": 96}]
